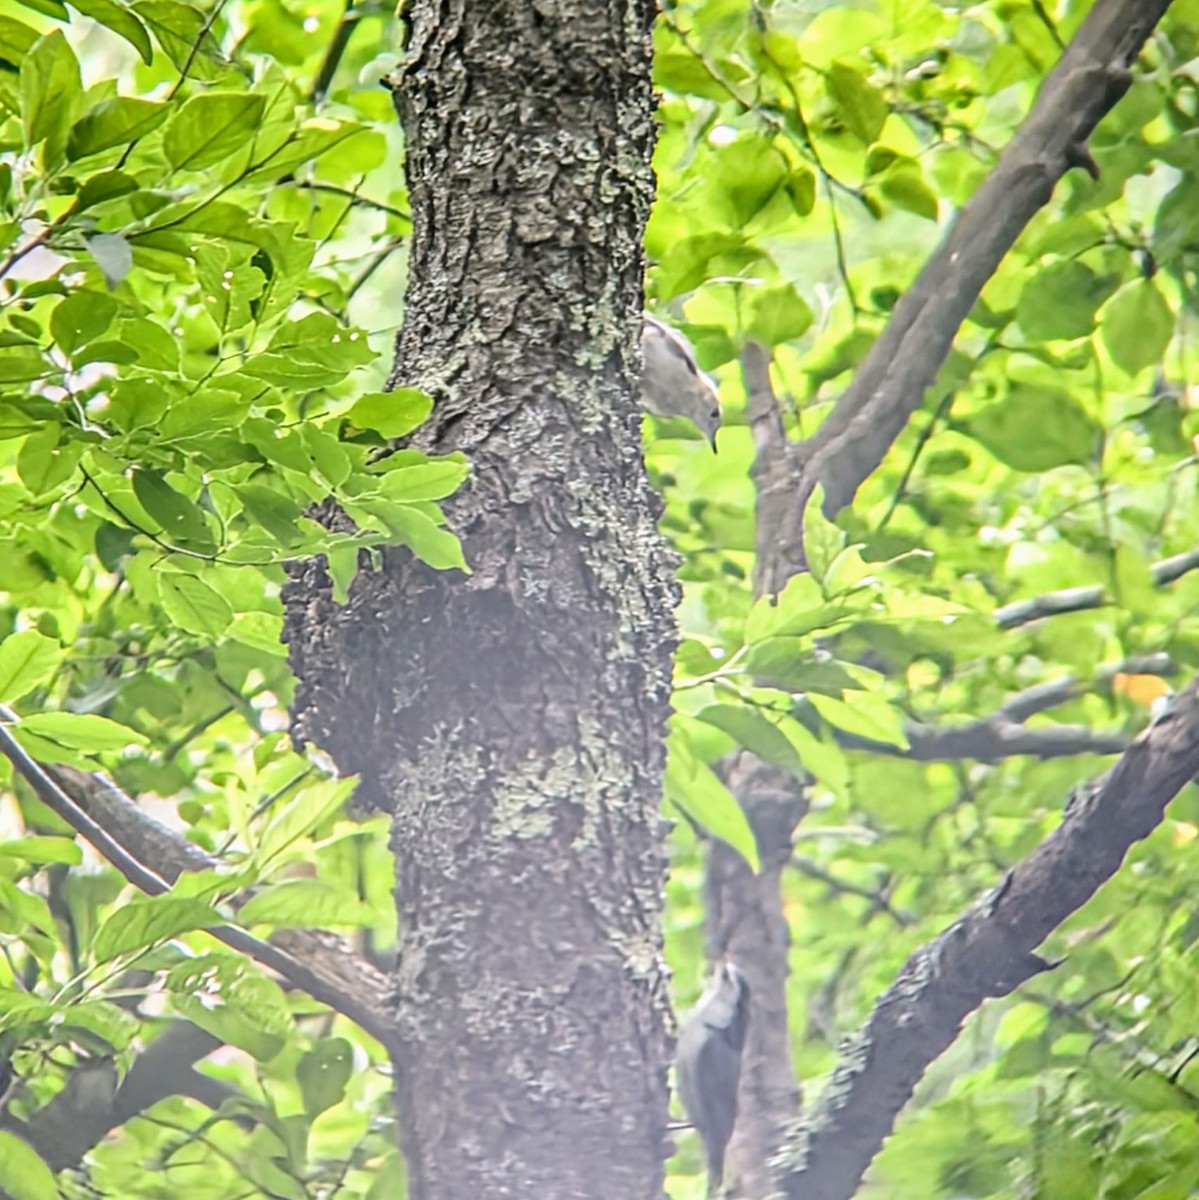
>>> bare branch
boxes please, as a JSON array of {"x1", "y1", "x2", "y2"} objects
[
  {"x1": 998, "y1": 655, "x2": 1174, "y2": 723},
  {"x1": 758, "y1": 0, "x2": 1172, "y2": 591},
  {"x1": 997, "y1": 550, "x2": 1199, "y2": 629},
  {"x1": 842, "y1": 718, "x2": 1128, "y2": 762},
  {"x1": 995, "y1": 585, "x2": 1107, "y2": 628},
  {"x1": 776, "y1": 675, "x2": 1199, "y2": 1200},
  {"x1": 698, "y1": 351, "x2": 807, "y2": 1195},
  {"x1": 1154, "y1": 547, "x2": 1199, "y2": 586},
  {"x1": 835, "y1": 657, "x2": 1180, "y2": 758},
  {"x1": 837, "y1": 656, "x2": 1177, "y2": 763}
]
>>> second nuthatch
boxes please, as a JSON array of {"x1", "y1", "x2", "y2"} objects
[
  {"x1": 676, "y1": 961, "x2": 750, "y2": 1195},
  {"x1": 641, "y1": 314, "x2": 721, "y2": 447}
]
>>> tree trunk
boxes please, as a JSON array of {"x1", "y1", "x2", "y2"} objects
[{"x1": 283, "y1": 2, "x2": 677, "y2": 1196}]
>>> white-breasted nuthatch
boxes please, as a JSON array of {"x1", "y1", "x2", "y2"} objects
[
  {"x1": 676, "y1": 961, "x2": 750, "y2": 1195},
  {"x1": 641, "y1": 314, "x2": 721, "y2": 447}
]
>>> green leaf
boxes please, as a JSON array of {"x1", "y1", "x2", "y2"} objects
[
  {"x1": 240, "y1": 312, "x2": 375, "y2": 386},
  {"x1": 68, "y1": 96, "x2": 168, "y2": 160},
  {"x1": 786, "y1": 166, "x2": 816, "y2": 215},
  {"x1": 239, "y1": 880, "x2": 375, "y2": 928},
  {"x1": 0, "y1": 17, "x2": 38, "y2": 63},
  {"x1": 76, "y1": 170, "x2": 139, "y2": 213},
  {"x1": 654, "y1": 42, "x2": 734, "y2": 102},
  {"x1": 664, "y1": 726, "x2": 759, "y2": 872},
  {"x1": 826, "y1": 62, "x2": 887, "y2": 143},
  {"x1": 0, "y1": 350, "x2": 49, "y2": 384},
  {"x1": 117, "y1": 318, "x2": 179, "y2": 372},
  {"x1": 824, "y1": 546, "x2": 875, "y2": 596},
  {"x1": 132, "y1": 0, "x2": 226, "y2": 80},
  {"x1": 0, "y1": 836, "x2": 82, "y2": 865},
  {"x1": 744, "y1": 284, "x2": 813, "y2": 346},
  {"x1": 19, "y1": 30, "x2": 82, "y2": 164},
  {"x1": 742, "y1": 646, "x2": 864, "y2": 694},
  {"x1": 346, "y1": 388, "x2": 433, "y2": 438},
  {"x1": 157, "y1": 572, "x2": 234, "y2": 637},
  {"x1": 301, "y1": 425, "x2": 352, "y2": 488},
  {"x1": 376, "y1": 459, "x2": 470, "y2": 502},
  {"x1": 19, "y1": 711, "x2": 149, "y2": 751},
  {"x1": 1016, "y1": 261, "x2": 1118, "y2": 341},
  {"x1": 60, "y1": 999, "x2": 140, "y2": 1052},
  {"x1": 163, "y1": 92, "x2": 266, "y2": 171},
  {"x1": 0, "y1": 879, "x2": 56, "y2": 943},
  {"x1": 808, "y1": 691, "x2": 909, "y2": 748},
  {"x1": 0, "y1": 630, "x2": 61, "y2": 701},
  {"x1": 17, "y1": 426, "x2": 82, "y2": 495},
  {"x1": 195, "y1": 243, "x2": 265, "y2": 333},
  {"x1": 695, "y1": 704, "x2": 805, "y2": 778},
  {"x1": 1101, "y1": 279, "x2": 1174, "y2": 374},
  {"x1": 707, "y1": 136, "x2": 789, "y2": 230},
  {"x1": 167, "y1": 955, "x2": 291, "y2": 1060},
  {"x1": 667, "y1": 734, "x2": 758, "y2": 868},
  {"x1": 298, "y1": 1037, "x2": 354, "y2": 1118},
  {"x1": 778, "y1": 715, "x2": 849, "y2": 795},
  {"x1": 50, "y1": 291, "x2": 119, "y2": 354},
  {"x1": 258, "y1": 777, "x2": 357, "y2": 865},
  {"x1": 879, "y1": 164, "x2": 939, "y2": 221},
  {"x1": 0, "y1": 1131, "x2": 55, "y2": 1200},
  {"x1": 373, "y1": 505, "x2": 467, "y2": 571},
  {"x1": 236, "y1": 482, "x2": 305, "y2": 549},
  {"x1": 131, "y1": 468, "x2": 216, "y2": 549},
  {"x1": 69, "y1": 0, "x2": 153, "y2": 62},
  {"x1": 745, "y1": 572, "x2": 828, "y2": 642},
  {"x1": 93, "y1": 896, "x2": 224, "y2": 963},
  {"x1": 963, "y1": 385, "x2": 1100, "y2": 471}
]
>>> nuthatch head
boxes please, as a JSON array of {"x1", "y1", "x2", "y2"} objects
[
  {"x1": 641, "y1": 314, "x2": 721, "y2": 448},
  {"x1": 676, "y1": 961, "x2": 750, "y2": 1194}
]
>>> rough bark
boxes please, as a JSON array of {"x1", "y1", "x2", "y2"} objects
[
  {"x1": 283, "y1": 2, "x2": 676, "y2": 1197},
  {"x1": 776, "y1": 676, "x2": 1199, "y2": 1200}
]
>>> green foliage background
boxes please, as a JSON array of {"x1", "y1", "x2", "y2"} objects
[{"x1": 1, "y1": 0, "x2": 1199, "y2": 1197}]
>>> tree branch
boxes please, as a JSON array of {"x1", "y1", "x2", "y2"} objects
[
  {"x1": 836, "y1": 656, "x2": 1175, "y2": 763},
  {"x1": 996, "y1": 549, "x2": 1199, "y2": 629},
  {"x1": 757, "y1": 0, "x2": 1173, "y2": 592},
  {"x1": 0, "y1": 717, "x2": 395, "y2": 1052},
  {"x1": 844, "y1": 718, "x2": 1129, "y2": 762},
  {"x1": 776, "y1": 675, "x2": 1199, "y2": 1200},
  {"x1": 1, "y1": 1022, "x2": 233, "y2": 1171}
]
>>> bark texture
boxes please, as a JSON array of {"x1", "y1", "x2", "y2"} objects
[{"x1": 283, "y1": 2, "x2": 676, "y2": 1197}]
